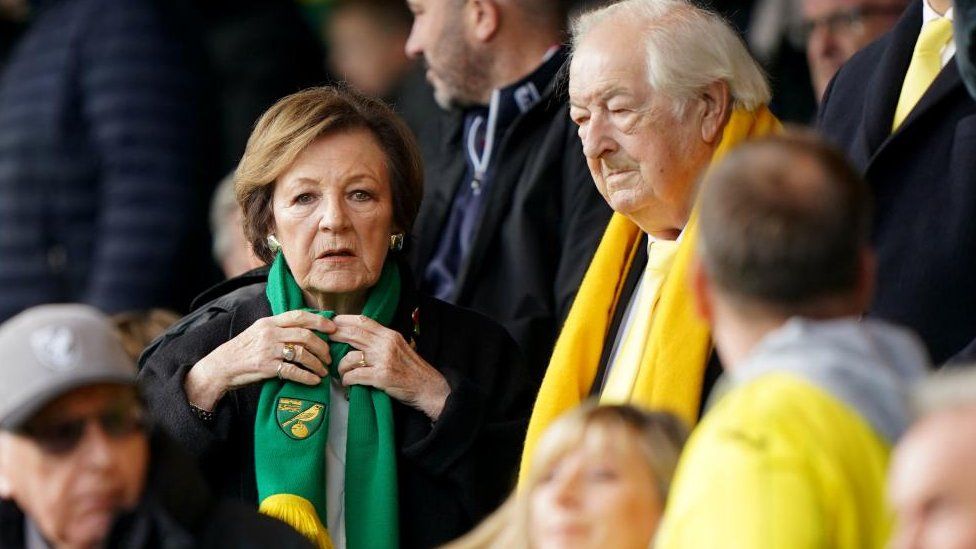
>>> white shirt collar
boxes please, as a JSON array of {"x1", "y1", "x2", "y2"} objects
[{"x1": 922, "y1": 0, "x2": 953, "y2": 24}]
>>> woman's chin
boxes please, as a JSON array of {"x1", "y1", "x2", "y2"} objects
[{"x1": 303, "y1": 269, "x2": 374, "y2": 297}]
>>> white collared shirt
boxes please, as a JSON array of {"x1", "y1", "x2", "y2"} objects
[
  {"x1": 601, "y1": 232, "x2": 682, "y2": 391},
  {"x1": 922, "y1": 0, "x2": 956, "y2": 67}
]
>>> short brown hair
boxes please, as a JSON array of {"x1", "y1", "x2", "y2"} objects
[
  {"x1": 236, "y1": 86, "x2": 424, "y2": 263},
  {"x1": 698, "y1": 130, "x2": 872, "y2": 309}
]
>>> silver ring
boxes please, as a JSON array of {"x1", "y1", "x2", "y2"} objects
[
  {"x1": 357, "y1": 350, "x2": 368, "y2": 368},
  {"x1": 282, "y1": 343, "x2": 297, "y2": 362},
  {"x1": 276, "y1": 362, "x2": 284, "y2": 380}
]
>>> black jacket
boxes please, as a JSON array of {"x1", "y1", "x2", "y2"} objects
[
  {"x1": 0, "y1": 431, "x2": 312, "y2": 549},
  {"x1": 137, "y1": 267, "x2": 534, "y2": 549},
  {"x1": 817, "y1": 0, "x2": 976, "y2": 364},
  {"x1": 409, "y1": 61, "x2": 612, "y2": 379}
]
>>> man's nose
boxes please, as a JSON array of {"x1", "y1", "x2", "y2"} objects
[
  {"x1": 580, "y1": 113, "x2": 616, "y2": 159},
  {"x1": 405, "y1": 22, "x2": 424, "y2": 60},
  {"x1": 77, "y1": 422, "x2": 119, "y2": 470}
]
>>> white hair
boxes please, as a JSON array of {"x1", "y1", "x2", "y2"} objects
[{"x1": 571, "y1": 0, "x2": 770, "y2": 114}]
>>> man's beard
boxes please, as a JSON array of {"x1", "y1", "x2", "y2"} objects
[{"x1": 427, "y1": 24, "x2": 492, "y2": 110}]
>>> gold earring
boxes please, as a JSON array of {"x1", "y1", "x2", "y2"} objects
[
  {"x1": 389, "y1": 233, "x2": 404, "y2": 251},
  {"x1": 267, "y1": 234, "x2": 281, "y2": 252}
]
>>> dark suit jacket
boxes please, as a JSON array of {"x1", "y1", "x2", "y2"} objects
[
  {"x1": 138, "y1": 265, "x2": 534, "y2": 549},
  {"x1": 818, "y1": 1, "x2": 976, "y2": 363},
  {"x1": 410, "y1": 63, "x2": 613, "y2": 379}
]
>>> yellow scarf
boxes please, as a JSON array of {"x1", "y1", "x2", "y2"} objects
[{"x1": 518, "y1": 107, "x2": 781, "y2": 484}]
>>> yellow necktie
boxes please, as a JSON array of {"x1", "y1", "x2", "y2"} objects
[
  {"x1": 892, "y1": 16, "x2": 954, "y2": 130},
  {"x1": 601, "y1": 239, "x2": 679, "y2": 404}
]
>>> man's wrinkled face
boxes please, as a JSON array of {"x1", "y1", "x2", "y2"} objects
[
  {"x1": 802, "y1": 0, "x2": 905, "y2": 99},
  {"x1": 569, "y1": 20, "x2": 704, "y2": 237},
  {"x1": 405, "y1": 0, "x2": 490, "y2": 109},
  {"x1": 0, "y1": 385, "x2": 149, "y2": 549},
  {"x1": 888, "y1": 409, "x2": 976, "y2": 549}
]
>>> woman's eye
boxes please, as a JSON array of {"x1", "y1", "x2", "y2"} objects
[
  {"x1": 350, "y1": 190, "x2": 373, "y2": 202},
  {"x1": 294, "y1": 193, "x2": 315, "y2": 205},
  {"x1": 588, "y1": 467, "x2": 618, "y2": 481}
]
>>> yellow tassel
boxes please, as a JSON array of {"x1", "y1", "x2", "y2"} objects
[{"x1": 259, "y1": 494, "x2": 334, "y2": 549}]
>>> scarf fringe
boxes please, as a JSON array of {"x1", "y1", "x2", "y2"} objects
[{"x1": 260, "y1": 494, "x2": 335, "y2": 549}]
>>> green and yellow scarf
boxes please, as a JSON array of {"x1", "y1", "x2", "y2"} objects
[
  {"x1": 254, "y1": 252, "x2": 399, "y2": 549},
  {"x1": 518, "y1": 107, "x2": 781, "y2": 485}
]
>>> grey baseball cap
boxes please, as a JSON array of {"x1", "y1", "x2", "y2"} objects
[{"x1": 0, "y1": 304, "x2": 136, "y2": 430}]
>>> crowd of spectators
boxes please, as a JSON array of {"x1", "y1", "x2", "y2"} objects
[{"x1": 1, "y1": 0, "x2": 975, "y2": 547}]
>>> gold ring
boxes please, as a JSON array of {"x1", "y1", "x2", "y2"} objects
[
  {"x1": 282, "y1": 343, "x2": 297, "y2": 362},
  {"x1": 357, "y1": 350, "x2": 368, "y2": 368}
]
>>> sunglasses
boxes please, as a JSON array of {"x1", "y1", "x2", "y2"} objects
[{"x1": 17, "y1": 405, "x2": 148, "y2": 455}]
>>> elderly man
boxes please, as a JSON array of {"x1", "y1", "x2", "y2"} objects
[
  {"x1": 803, "y1": 0, "x2": 908, "y2": 100},
  {"x1": 0, "y1": 304, "x2": 310, "y2": 548},
  {"x1": 888, "y1": 367, "x2": 976, "y2": 548},
  {"x1": 519, "y1": 0, "x2": 779, "y2": 474},
  {"x1": 657, "y1": 133, "x2": 927, "y2": 548},
  {"x1": 404, "y1": 0, "x2": 611, "y2": 376}
]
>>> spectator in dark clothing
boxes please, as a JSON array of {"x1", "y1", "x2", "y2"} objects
[
  {"x1": 0, "y1": 304, "x2": 311, "y2": 549},
  {"x1": 404, "y1": 0, "x2": 612, "y2": 376},
  {"x1": 0, "y1": 0, "x2": 220, "y2": 321}
]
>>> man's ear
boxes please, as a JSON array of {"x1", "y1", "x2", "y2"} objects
[
  {"x1": 853, "y1": 247, "x2": 877, "y2": 314},
  {"x1": 691, "y1": 255, "x2": 715, "y2": 323},
  {"x1": 467, "y1": 0, "x2": 501, "y2": 42},
  {"x1": 699, "y1": 80, "x2": 731, "y2": 144}
]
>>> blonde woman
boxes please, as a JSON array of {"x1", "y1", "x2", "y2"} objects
[{"x1": 448, "y1": 403, "x2": 687, "y2": 549}]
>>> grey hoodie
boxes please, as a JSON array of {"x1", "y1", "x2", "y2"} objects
[{"x1": 730, "y1": 317, "x2": 930, "y2": 444}]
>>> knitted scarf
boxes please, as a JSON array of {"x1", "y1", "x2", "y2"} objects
[
  {"x1": 254, "y1": 252, "x2": 400, "y2": 549},
  {"x1": 519, "y1": 107, "x2": 781, "y2": 484}
]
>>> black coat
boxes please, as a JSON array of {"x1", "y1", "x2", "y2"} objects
[
  {"x1": 409, "y1": 60, "x2": 613, "y2": 379},
  {"x1": 0, "y1": 430, "x2": 312, "y2": 549},
  {"x1": 817, "y1": 0, "x2": 976, "y2": 364},
  {"x1": 137, "y1": 267, "x2": 534, "y2": 549}
]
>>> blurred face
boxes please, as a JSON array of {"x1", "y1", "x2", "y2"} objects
[
  {"x1": 888, "y1": 410, "x2": 976, "y2": 549},
  {"x1": 405, "y1": 0, "x2": 490, "y2": 109},
  {"x1": 272, "y1": 130, "x2": 395, "y2": 303},
  {"x1": 529, "y1": 433, "x2": 661, "y2": 549},
  {"x1": 221, "y1": 208, "x2": 262, "y2": 279},
  {"x1": 569, "y1": 20, "x2": 709, "y2": 238},
  {"x1": 0, "y1": 385, "x2": 148, "y2": 549},
  {"x1": 327, "y1": 9, "x2": 412, "y2": 99},
  {"x1": 802, "y1": 0, "x2": 905, "y2": 99}
]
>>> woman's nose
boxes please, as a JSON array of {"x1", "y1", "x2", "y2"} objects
[
  {"x1": 317, "y1": 196, "x2": 351, "y2": 232},
  {"x1": 550, "y1": 469, "x2": 583, "y2": 508}
]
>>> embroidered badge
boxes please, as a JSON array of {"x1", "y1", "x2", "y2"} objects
[{"x1": 276, "y1": 398, "x2": 326, "y2": 440}]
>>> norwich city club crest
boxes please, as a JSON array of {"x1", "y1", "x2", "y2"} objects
[{"x1": 276, "y1": 398, "x2": 326, "y2": 440}]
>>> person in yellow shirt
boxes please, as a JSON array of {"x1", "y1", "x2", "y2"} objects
[{"x1": 657, "y1": 133, "x2": 929, "y2": 548}]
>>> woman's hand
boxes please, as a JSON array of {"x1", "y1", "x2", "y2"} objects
[
  {"x1": 330, "y1": 315, "x2": 451, "y2": 421},
  {"x1": 184, "y1": 310, "x2": 334, "y2": 411}
]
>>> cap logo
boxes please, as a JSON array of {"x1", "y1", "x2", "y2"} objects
[{"x1": 29, "y1": 326, "x2": 79, "y2": 371}]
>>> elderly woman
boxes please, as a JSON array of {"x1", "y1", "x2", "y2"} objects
[
  {"x1": 138, "y1": 87, "x2": 533, "y2": 549},
  {"x1": 446, "y1": 403, "x2": 687, "y2": 549}
]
